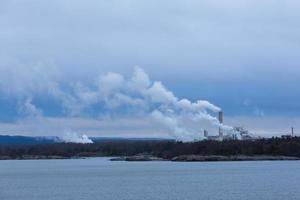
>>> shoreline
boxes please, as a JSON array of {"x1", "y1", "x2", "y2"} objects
[
  {"x1": 110, "y1": 155, "x2": 300, "y2": 162},
  {"x1": 1, "y1": 154, "x2": 300, "y2": 162},
  {"x1": 0, "y1": 155, "x2": 78, "y2": 160}
]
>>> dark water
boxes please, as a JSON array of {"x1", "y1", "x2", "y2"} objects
[{"x1": 1, "y1": 158, "x2": 300, "y2": 200}]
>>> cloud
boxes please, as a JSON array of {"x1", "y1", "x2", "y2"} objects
[
  {"x1": 0, "y1": 60, "x2": 60, "y2": 97},
  {"x1": 129, "y1": 66, "x2": 151, "y2": 92},
  {"x1": 18, "y1": 97, "x2": 43, "y2": 117},
  {"x1": 1, "y1": 0, "x2": 300, "y2": 82},
  {"x1": 98, "y1": 72, "x2": 125, "y2": 97},
  {"x1": 0, "y1": 0, "x2": 300, "y2": 138}
]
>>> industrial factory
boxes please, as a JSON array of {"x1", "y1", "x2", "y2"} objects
[{"x1": 204, "y1": 111, "x2": 258, "y2": 141}]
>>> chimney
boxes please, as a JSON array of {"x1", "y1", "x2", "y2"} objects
[
  {"x1": 218, "y1": 111, "x2": 223, "y2": 124},
  {"x1": 204, "y1": 130, "x2": 208, "y2": 138},
  {"x1": 218, "y1": 111, "x2": 223, "y2": 137}
]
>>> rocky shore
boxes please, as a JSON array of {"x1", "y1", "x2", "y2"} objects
[
  {"x1": 171, "y1": 155, "x2": 300, "y2": 162},
  {"x1": 0, "y1": 155, "x2": 71, "y2": 160},
  {"x1": 110, "y1": 155, "x2": 166, "y2": 161},
  {"x1": 111, "y1": 154, "x2": 300, "y2": 162}
]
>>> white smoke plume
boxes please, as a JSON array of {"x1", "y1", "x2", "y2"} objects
[
  {"x1": 67, "y1": 66, "x2": 232, "y2": 142},
  {"x1": 58, "y1": 130, "x2": 93, "y2": 144},
  {"x1": 18, "y1": 97, "x2": 43, "y2": 117},
  {"x1": 0, "y1": 65, "x2": 234, "y2": 142}
]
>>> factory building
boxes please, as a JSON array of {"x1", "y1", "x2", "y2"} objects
[{"x1": 204, "y1": 111, "x2": 257, "y2": 141}]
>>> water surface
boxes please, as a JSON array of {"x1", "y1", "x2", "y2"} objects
[{"x1": 1, "y1": 158, "x2": 299, "y2": 200}]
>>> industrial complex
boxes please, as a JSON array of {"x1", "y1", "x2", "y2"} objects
[{"x1": 204, "y1": 111, "x2": 258, "y2": 141}]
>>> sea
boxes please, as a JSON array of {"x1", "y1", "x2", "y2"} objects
[{"x1": 1, "y1": 158, "x2": 300, "y2": 200}]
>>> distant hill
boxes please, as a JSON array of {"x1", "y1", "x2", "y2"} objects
[
  {"x1": 91, "y1": 137, "x2": 173, "y2": 143},
  {"x1": 0, "y1": 135, "x2": 173, "y2": 145},
  {"x1": 0, "y1": 135, "x2": 56, "y2": 145}
]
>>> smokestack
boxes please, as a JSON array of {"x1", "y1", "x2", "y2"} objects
[
  {"x1": 204, "y1": 130, "x2": 208, "y2": 138},
  {"x1": 218, "y1": 111, "x2": 223, "y2": 137},
  {"x1": 292, "y1": 127, "x2": 294, "y2": 137},
  {"x1": 218, "y1": 111, "x2": 223, "y2": 123}
]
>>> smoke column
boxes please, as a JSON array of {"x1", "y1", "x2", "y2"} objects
[
  {"x1": 58, "y1": 130, "x2": 93, "y2": 144},
  {"x1": 3, "y1": 67, "x2": 234, "y2": 142},
  {"x1": 90, "y1": 67, "x2": 233, "y2": 142}
]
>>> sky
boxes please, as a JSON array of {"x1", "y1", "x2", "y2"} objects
[{"x1": 0, "y1": 0, "x2": 300, "y2": 138}]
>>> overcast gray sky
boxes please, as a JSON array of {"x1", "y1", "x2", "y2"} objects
[{"x1": 0, "y1": 0, "x2": 300, "y2": 138}]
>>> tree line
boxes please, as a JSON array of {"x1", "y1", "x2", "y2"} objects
[{"x1": 1, "y1": 137, "x2": 300, "y2": 159}]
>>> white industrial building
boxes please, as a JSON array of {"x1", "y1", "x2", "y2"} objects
[{"x1": 204, "y1": 111, "x2": 258, "y2": 141}]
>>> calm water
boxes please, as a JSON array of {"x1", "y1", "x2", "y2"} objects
[{"x1": 1, "y1": 158, "x2": 300, "y2": 200}]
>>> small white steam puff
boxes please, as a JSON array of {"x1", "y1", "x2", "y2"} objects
[{"x1": 59, "y1": 130, "x2": 93, "y2": 144}]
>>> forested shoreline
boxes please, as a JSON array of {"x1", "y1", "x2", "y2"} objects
[{"x1": 1, "y1": 137, "x2": 300, "y2": 160}]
